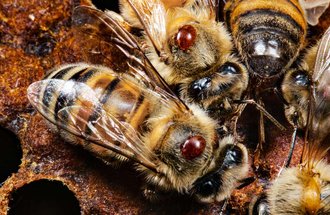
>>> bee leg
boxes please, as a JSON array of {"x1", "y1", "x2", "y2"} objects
[
  {"x1": 142, "y1": 184, "x2": 172, "y2": 202},
  {"x1": 283, "y1": 111, "x2": 299, "y2": 168},
  {"x1": 234, "y1": 98, "x2": 286, "y2": 168},
  {"x1": 231, "y1": 103, "x2": 247, "y2": 142},
  {"x1": 235, "y1": 99, "x2": 286, "y2": 131},
  {"x1": 220, "y1": 199, "x2": 229, "y2": 215},
  {"x1": 254, "y1": 100, "x2": 266, "y2": 169}
]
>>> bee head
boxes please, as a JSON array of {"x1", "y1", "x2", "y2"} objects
[
  {"x1": 282, "y1": 68, "x2": 311, "y2": 128},
  {"x1": 185, "y1": 60, "x2": 248, "y2": 119},
  {"x1": 145, "y1": 104, "x2": 219, "y2": 191},
  {"x1": 151, "y1": 105, "x2": 218, "y2": 184},
  {"x1": 146, "y1": 105, "x2": 248, "y2": 202},
  {"x1": 191, "y1": 139, "x2": 248, "y2": 203}
]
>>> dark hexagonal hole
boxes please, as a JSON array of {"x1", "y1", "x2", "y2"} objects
[
  {"x1": 0, "y1": 127, "x2": 22, "y2": 185},
  {"x1": 92, "y1": 0, "x2": 119, "y2": 12},
  {"x1": 8, "y1": 180, "x2": 81, "y2": 215}
]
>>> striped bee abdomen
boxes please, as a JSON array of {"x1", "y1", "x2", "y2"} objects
[
  {"x1": 29, "y1": 63, "x2": 156, "y2": 162},
  {"x1": 42, "y1": 64, "x2": 153, "y2": 131},
  {"x1": 224, "y1": 0, "x2": 307, "y2": 78}
]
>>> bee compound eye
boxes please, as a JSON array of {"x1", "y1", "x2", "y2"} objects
[
  {"x1": 199, "y1": 180, "x2": 215, "y2": 196},
  {"x1": 294, "y1": 71, "x2": 309, "y2": 86},
  {"x1": 222, "y1": 145, "x2": 243, "y2": 169},
  {"x1": 180, "y1": 135, "x2": 206, "y2": 160},
  {"x1": 175, "y1": 25, "x2": 197, "y2": 51},
  {"x1": 219, "y1": 63, "x2": 239, "y2": 75},
  {"x1": 191, "y1": 77, "x2": 212, "y2": 91}
]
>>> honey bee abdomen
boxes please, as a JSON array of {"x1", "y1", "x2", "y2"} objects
[
  {"x1": 225, "y1": 0, "x2": 307, "y2": 77},
  {"x1": 43, "y1": 64, "x2": 152, "y2": 131},
  {"x1": 37, "y1": 64, "x2": 155, "y2": 162}
]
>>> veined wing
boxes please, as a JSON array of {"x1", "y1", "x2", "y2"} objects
[
  {"x1": 124, "y1": 0, "x2": 167, "y2": 56},
  {"x1": 313, "y1": 26, "x2": 330, "y2": 89},
  {"x1": 27, "y1": 78, "x2": 159, "y2": 172},
  {"x1": 72, "y1": 6, "x2": 189, "y2": 112},
  {"x1": 302, "y1": 26, "x2": 330, "y2": 167}
]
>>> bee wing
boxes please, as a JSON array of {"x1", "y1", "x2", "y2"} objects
[
  {"x1": 125, "y1": 0, "x2": 167, "y2": 56},
  {"x1": 299, "y1": 0, "x2": 330, "y2": 26},
  {"x1": 301, "y1": 93, "x2": 330, "y2": 167},
  {"x1": 27, "y1": 79, "x2": 159, "y2": 173},
  {"x1": 72, "y1": 6, "x2": 189, "y2": 112},
  {"x1": 302, "y1": 27, "x2": 330, "y2": 166},
  {"x1": 313, "y1": 26, "x2": 330, "y2": 86}
]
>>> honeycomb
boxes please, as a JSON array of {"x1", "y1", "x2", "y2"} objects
[{"x1": 0, "y1": 0, "x2": 329, "y2": 214}]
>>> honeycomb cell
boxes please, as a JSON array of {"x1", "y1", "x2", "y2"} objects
[
  {"x1": 92, "y1": 0, "x2": 119, "y2": 12},
  {"x1": 0, "y1": 127, "x2": 22, "y2": 185},
  {"x1": 8, "y1": 180, "x2": 80, "y2": 215}
]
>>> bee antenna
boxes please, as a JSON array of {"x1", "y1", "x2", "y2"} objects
[
  {"x1": 220, "y1": 199, "x2": 228, "y2": 215},
  {"x1": 273, "y1": 87, "x2": 289, "y2": 105}
]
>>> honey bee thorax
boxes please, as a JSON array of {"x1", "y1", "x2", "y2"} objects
[
  {"x1": 167, "y1": 24, "x2": 224, "y2": 77},
  {"x1": 44, "y1": 65, "x2": 154, "y2": 131},
  {"x1": 225, "y1": 0, "x2": 307, "y2": 77}
]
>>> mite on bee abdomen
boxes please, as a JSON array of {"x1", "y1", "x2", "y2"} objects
[{"x1": 27, "y1": 6, "x2": 249, "y2": 203}]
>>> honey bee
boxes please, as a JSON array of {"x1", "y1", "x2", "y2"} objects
[
  {"x1": 251, "y1": 26, "x2": 330, "y2": 214},
  {"x1": 281, "y1": 46, "x2": 317, "y2": 130},
  {"x1": 119, "y1": 0, "x2": 249, "y2": 122},
  {"x1": 281, "y1": 33, "x2": 325, "y2": 166},
  {"x1": 223, "y1": 0, "x2": 306, "y2": 165},
  {"x1": 27, "y1": 6, "x2": 249, "y2": 203},
  {"x1": 224, "y1": 0, "x2": 308, "y2": 79}
]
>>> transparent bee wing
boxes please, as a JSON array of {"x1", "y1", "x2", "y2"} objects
[
  {"x1": 301, "y1": 94, "x2": 330, "y2": 169},
  {"x1": 299, "y1": 0, "x2": 330, "y2": 26},
  {"x1": 302, "y1": 27, "x2": 330, "y2": 167},
  {"x1": 70, "y1": 6, "x2": 132, "y2": 68},
  {"x1": 27, "y1": 79, "x2": 159, "y2": 173},
  {"x1": 72, "y1": 6, "x2": 190, "y2": 112},
  {"x1": 313, "y1": 26, "x2": 330, "y2": 87},
  {"x1": 58, "y1": 106, "x2": 159, "y2": 172},
  {"x1": 312, "y1": 26, "x2": 330, "y2": 139},
  {"x1": 125, "y1": 0, "x2": 167, "y2": 56}
]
